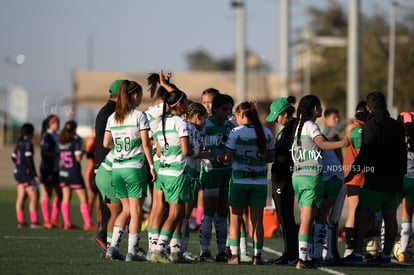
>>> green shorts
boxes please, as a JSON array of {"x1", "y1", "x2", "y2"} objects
[
  {"x1": 292, "y1": 175, "x2": 323, "y2": 208},
  {"x1": 323, "y1": 176, "x2": 343, "y2": 201},
  {"x1": 152, "y1": 159, "x2": 162, "y2": 190},
  {"x1": 228, "y1": 181, "x2": 267, "y2": 208},
  {"x1": 403, "y1": 176, "x2": 414, "y2": 203},
  {"x1": 200, "y1": 167, "x2": 231, "y2": 198},
  {"x1": 95, "y1": 166, "x2": 119, "y2": 203},
  {"x1": 112, "y1": 167, "x2": 147, "y2": 199},
  {"x1": 157, "y1": 173, "x2": 191, "y2": 204},
  {"x1": 358, "y1": 188, "x2": 402, "y2": 212},
  {"x1": 154, "y1": 159, "x2": 161, "y2": 172}
]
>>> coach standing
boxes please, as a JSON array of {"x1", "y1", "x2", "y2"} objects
[{"x1": 94, "y1": 80, "x2": 123, "y2": 252}]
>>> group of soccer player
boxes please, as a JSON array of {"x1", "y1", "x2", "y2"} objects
[
  {"x1": 91, "y1": 71, "x2": 275, "y2": 264},
  {"x1": 12, "y1": 71, "x2": 414, "y2": 269},
  {"x1": 12, "y1": 114, "x2": 98, "y2": 231}
]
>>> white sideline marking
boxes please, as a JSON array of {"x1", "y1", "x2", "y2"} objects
[{"x1": 248, "y1": 242, "x2": 347, "y2": 275}]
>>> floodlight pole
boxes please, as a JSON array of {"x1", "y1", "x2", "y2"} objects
[
  {"x1": 232, "y1": 0, "x2": 246, "y2": 103},
  {"x1": 387, "y1": 2, "x2": 398, "y2": 116},
  {"x1": 346, "y1": 0, "x2": 360, "y2": 120},
  {"x1": 280, "y1": 0, "x2": 289, "y2": 98}
]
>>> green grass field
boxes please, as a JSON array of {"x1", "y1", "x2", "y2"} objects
[{"x1": 1, "y1": 188, "x2": 413, "y2": 275}]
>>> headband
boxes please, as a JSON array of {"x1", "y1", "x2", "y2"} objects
[{"x1": 169, "y1": 92, "x2": 184, "y2": 107}]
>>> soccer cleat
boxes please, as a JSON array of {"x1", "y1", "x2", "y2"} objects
[
  {"x1": 150, "y1": 251, "x2": 171, "y2": 264},
  {"x1": 83, "y1": 224, "x2": 98, "y2": 231},
  {"x1": 227, "y1": 255, "x2": 240, "y2": 265},
  {"x1": 146, "y1": 250, "x2": 152, "y2": 261},
  {"x1": 94, "y1": 235, "x2": 107, "y2": 253},
  {"x1": 311, "y1": 257, "x2": 325, "y2": 267},
  {"x1": 125, "y1": 253, "x2": 147, "y2": 262},
  {"x1": 17, "y1": 222, "x2": 29, "y2": 229},
  {"x1": 169, "y1": 252, "x2": 189, "y2": 263},
  {"x1": 51, "y1": 219, "x2": 63, "y2": 228},
  {"x1": 296, "y1": 259, "x2": 313, "y2": 269},
  {"x1": 366, "y1": 253, "x2": 391, "y2": 266},
  {"x1": 105, "y1": 247, "x2": 124, "y2": 261},
  {"x1": 398, "y1": 252, "x2": 406, "y2": 263},
  {"x1": 288, "y1": 259, "x2": 298, "y2": 266},
  {"x1": 137, "y1": 247, "x2": 146, "y2": 257},
  {"x1": 253, "y1": 256, "x2": 264, "y2": 265},
  {"x1": 225, "y1": 246, "x2": 232, "y2": 258},
  {"x1": 43, "y1": 222, "x2": 53, "y2": 229},
  {"x1": 215, "y1": 252, "x2": 228, "y2": 262},
  {"x1": 342, "y1": 252, "x2": 364, "y2": 265},
  {"x1": 272, "y1": 255, "x2": 288, "y2": 265},
  {"x1": 343, "y1": 248, "x2": 353, "y2": 258},
  {"x1": 30, "y1": 223, "x2": 43, "y2": 229},
  {"x1": 182, "y1": 251, "x2": 197, "y2": 262},
  {"x1": 64, "y1": 224, "x2": 80, "y2": 230},
  {"x1": 240, "y1": 252, "x2": 252, "y2": 263},
  {"x1": 199, "y1": 251, "x2": 214, "y2": 262}
]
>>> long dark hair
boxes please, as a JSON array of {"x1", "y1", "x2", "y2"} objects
[
  {"x1": 59, "y1": 120, "x2": 77, "y2": 144},
  {"x1": 285, "y1": 96, "x2": 296, "y2": 118},
  {"x1": 147, "y1": 73, "x2": 177, "y2": 100},
  {"x1": 14, "y1": 123, "x2": 34, "y2": 153},
  {"x1": 398, "y1": 112, "x2": 414, "y2": 153},
  {"x1": 161, "y1": 89, "x2": 187, "y2": 150},
  {"x1": 211, "y1": 94, "x2": 234, "y2": 116},
  {"x1": 355, "y1": 101, "x2": 369, "y2": 122},
  {"x1": 235, "y1": 101, "x2": 266, "y2": 154},
  {"x1": 114, "y1": 80, "x2": 142, "y2": 124},
  {"x1": 41, "y1": 114, "x2": 59, "y2": 136},
  {"x1": 294, "y1": 95, "x2": 321, "y2": 146}
]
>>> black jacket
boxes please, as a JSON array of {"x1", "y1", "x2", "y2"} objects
[
  {"x1": 350, "y1": 110, "x2": 406, "y2": 192},
  {"x1": 94, "y1": 100, "x2": 116, "y2": 170},
  {"x1": 271, "y1": 118, "x2": 297, "y2": 182}
]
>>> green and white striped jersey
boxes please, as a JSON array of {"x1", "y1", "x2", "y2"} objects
[
  {"x1": 145, "y1": 102, "x2": 164, "y2": 162},
  {"x1": 154, "y1": 114, "x2": 189, "y2": 177},
  {"x1": 201, "y1": 117, "x2": 234, "y2": 167},
  {"x1": 185, "y1": 121, "x2": 203, "y2": 177},
  {"x1": 100, "y1": 150, "x2": 115, "y2": 171},
  {"x1": 105, "y1": 109, "x2": 150, "y2": 169},
  {"x1": 145, "y1": 102, "x2": 164, "y2": 139},
  {"x1": 291, "y1": 120, "x2": 323, "y2": 177},
  {"x1": 226, "y1": 124, "x2": 274, "y2": 185}
]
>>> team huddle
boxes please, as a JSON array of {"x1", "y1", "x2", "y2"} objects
[{"x1": 11, "y1": 70, "x2": 414, "y2": 269}]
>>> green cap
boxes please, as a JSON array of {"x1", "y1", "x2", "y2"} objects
[
  {"x1": 266, "y1": 97, "x2": 291, "y2": 122},
  {"x1": 109, "y1": 80, "x2": 123, "y2": 95}
]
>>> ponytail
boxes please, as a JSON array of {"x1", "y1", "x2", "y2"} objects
[
  {"x1": 59, "y1": 120, "x2": 77, "y2": 144},
  {"x1": 295, "y1": 95, "x2": 320, "y2": 146},
  {"x1": 114, "y1": 80, "x2": 142, "y2": 124},
  {"x1": 235, "y1": 101, "x2": 266, "y2": 154},
  {"x1": 147, "y1": 72, "x2": 172, "y2": 100},
  {"x1": 15, "y1": 123, "x2": 34, "y2": 153},
  {"x1": 161, "y1": 89, "x2": 187, "y2": 150}
]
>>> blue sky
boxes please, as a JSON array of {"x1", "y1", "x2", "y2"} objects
[{"x1": 0, "y1": 0, "x2": 406, "y2": 126}]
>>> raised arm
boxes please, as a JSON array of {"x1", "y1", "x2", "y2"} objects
[{"x1": 314, "y1": 135, "x2": 350, "y2": 150}]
